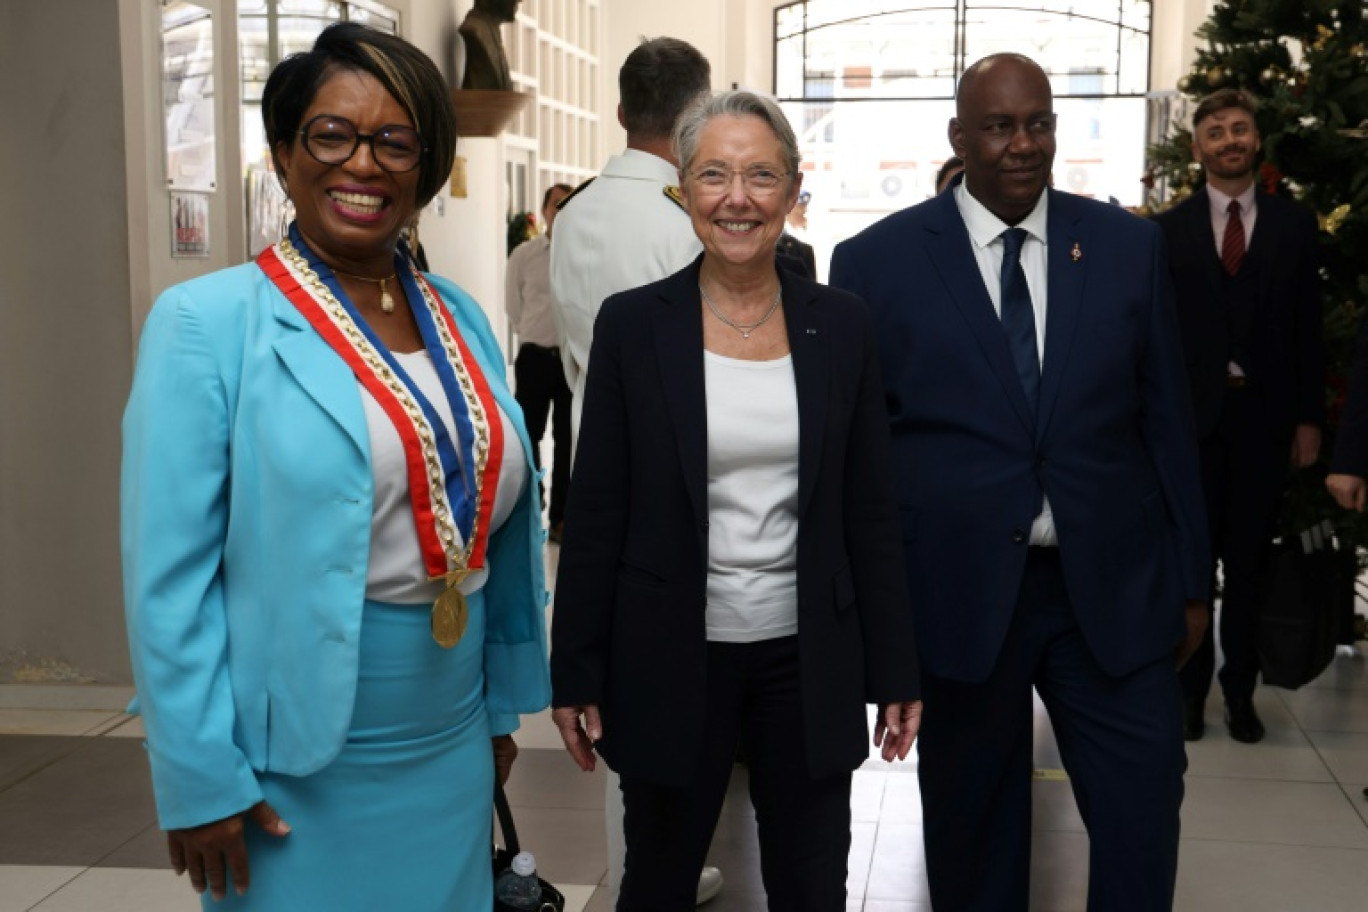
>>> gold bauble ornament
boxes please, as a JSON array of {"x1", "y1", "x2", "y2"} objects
[
  {"x1": 1177, "y1": 74, "x2": 1194, "y2": 93},
  {"x1": 1260, "y1": 66, "x2": 1280, "y2": 85},
  {"x1": 1319, "y1": 204, "x2": 1351, "y2": 236},
  {"x1": 1207, "y1": 65, "x2": 1226, "y2": 87}
]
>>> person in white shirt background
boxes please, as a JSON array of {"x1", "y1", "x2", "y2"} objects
[{"x1": 506, "y1": 182, "x2": 574, "y2": 541}]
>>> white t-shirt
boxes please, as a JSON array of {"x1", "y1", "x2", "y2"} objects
[
  {"x1": 360, "y1": 350, "x2": 527, "y2": 604},
  {"x1": 703, "y1": 351, "x2": 800, "y2": 643}
]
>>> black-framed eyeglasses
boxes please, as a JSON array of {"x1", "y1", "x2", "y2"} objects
[{"x1": 298, "y1": 115, "x2": 425, "y2": 173}]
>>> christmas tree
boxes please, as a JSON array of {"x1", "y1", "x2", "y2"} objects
[{"x1": 1145, "y1": 0, "x2": 1368, "y2": 550}]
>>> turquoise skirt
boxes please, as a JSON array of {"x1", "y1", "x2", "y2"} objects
[{"x1": 211, "y1": 594, "x2": 493, "y2": 910}]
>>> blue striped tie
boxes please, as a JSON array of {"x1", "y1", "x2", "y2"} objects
[{"x1": 999, "y1": 227, "x2": 1040, "y2": 418}]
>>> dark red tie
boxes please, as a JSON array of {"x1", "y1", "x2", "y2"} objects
[{"x1": 1221, "y1": 199, "x2": 1245, "y2": 276}]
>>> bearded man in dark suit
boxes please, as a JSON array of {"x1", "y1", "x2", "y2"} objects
[{"x1": 1153, "y1": 88, "x2": 1324, "y2": 744}]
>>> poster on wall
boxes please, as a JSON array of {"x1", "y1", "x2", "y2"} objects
[
  {"x1": 172, "y1": 191, "x2": 210, "y2": 258},
  {"x1": 161, "y1": 1, "x2": 216, "y2": 192}
]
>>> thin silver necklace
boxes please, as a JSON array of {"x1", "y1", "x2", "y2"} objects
[{"x1": 699, "y1": 282, "x2": 782, "y2": 339}]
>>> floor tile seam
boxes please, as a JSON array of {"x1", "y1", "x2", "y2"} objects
[
  {"x1": 0, "y1": 743, "x2": 91, "y2": 796},
  {"x1": 1179, "y1": 771, "x2": 1337, "y2": 783},
  {"x1": 1175, "y1": 833, "x2": 1368, "y2": 851},
  {"x1": 1332, "y1": 781, "x2": 1368, "y2": 832},
  {"x1": 1300, "y1": 709, "x2": 1368, "y2": 789},
  {"x1": 21, "y1": 864, "x2": 88, "y2": 912}
]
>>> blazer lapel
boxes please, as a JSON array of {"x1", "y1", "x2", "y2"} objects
[
  {"x1": 652, "y1": 260, "x2": 708, "y2": 527},
  {"x1": 1187, "y1": 188, "x2": 1226, "y2": 292},
  {"x1": 781, "y1": 270, "x2": 827, "y2": 518},
  {"x1": 1036, "y1": 190, "x2": 1085, "y2": 442},
  {"x1": 269, "y1": 291, "x2": 370, "y2": 459},
  {"x1": 924, "y1": 195, "x2": 1035, "y2": 434}
]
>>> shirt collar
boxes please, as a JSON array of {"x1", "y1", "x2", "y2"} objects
[
  {"x1": 954, "y1": 181, "x2": 1050, "y2": 250},
  {"x1": 1207, "y1": 181, "x2": 1257, "y2": 217}
]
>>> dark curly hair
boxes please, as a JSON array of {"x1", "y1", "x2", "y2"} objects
[{"x1": 262, "y1": 22, "x2": 457, "y2": 207}]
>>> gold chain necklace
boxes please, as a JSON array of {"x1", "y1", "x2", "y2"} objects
[{"x1": 332, "y1": 268, "x2": 399, "y2": 313}]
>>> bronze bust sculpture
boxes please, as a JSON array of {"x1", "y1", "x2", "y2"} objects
[{"x1": 458, "y1": 0, "x2": 520, "y2": 91}]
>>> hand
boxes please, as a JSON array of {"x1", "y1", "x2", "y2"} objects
[
  {"x1": 873, "y1": 700, "x2": 923, "y2": 762},
  {"x1": 167, "y1": 801, "x2": 290, "y2": 900},
  {"x1": 492, "y1": 734, "x2": 518, "y2": 786},
  {"x1": 1327, "y1": 473, "x2": 1367, "y2": 512},
  {"x1": 1174, "y1": 600, "x2": 1208, "y2": 670},
  {"x1": 1290, "y1": 423, "x2": 1322, "y2": 468},
  {"x1": 551, "y1": 704, "x2": 602, "y2": 772}
]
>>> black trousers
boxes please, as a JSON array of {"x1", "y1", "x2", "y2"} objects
[
  {"x1": 513, "y1": 343, "x2": 572, "y2": 526},
  {"x1": 919, "y1": 549, "x2": 1186, "y2": 911},
  {"x1": 617, "y1": 636, "x2": 852, "y2": 912},
  {"x1": 1182, "y1": 386, "x2": 1290, "y2": 705}
]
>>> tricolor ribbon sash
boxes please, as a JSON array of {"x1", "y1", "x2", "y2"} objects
[{"x1": 256, "y1": 227, "x2": 504, "y2": 591}]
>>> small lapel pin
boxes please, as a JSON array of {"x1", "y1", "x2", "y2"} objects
[
  {"x1": 806, "y1": 328, "x2": 817, "y2": 335},
  {"x1": 1071, "y1": 242, "x2": 1082, "y2": 262}
]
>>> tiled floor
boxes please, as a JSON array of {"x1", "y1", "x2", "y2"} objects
[{"x1": 4, "y1": 645, "x2": 1368, "y2": 910}]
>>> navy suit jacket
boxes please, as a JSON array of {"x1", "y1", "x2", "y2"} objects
[
  {"x1": 1152, "y1": 187, "x2": 1323, "y2": 439},
  {"x1": 550, "y1": 256, "x2": 918, "y2": 786},
  {"x1": 831, "y1": 188, "x2": 1209, "y2": 683}
]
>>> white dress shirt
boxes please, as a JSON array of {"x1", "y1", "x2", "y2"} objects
[
  {"x1": 953, "y1": 182, "x2": 1057, "y2": 546},
  {"x1": 1206, "y1": 182, "x2": 1259, "y2": 258},
  {"x1": 504, "y1": 233, "x2": 560, "y2": 349},
  {"x1": 549, "y1": 149, "x2": 702, "y2": 446}
]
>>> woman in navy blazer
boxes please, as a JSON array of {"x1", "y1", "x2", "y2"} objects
[
  {"x1": 122, "y1": 25, "x2": 549, "y2": 910},
  {"x1": 549, "y1": 90, "x2": 920, "y2": 912}
]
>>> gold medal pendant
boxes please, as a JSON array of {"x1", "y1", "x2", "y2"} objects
[{"x1": 431, "y1": 585, "x2": 468, "y2": 648}]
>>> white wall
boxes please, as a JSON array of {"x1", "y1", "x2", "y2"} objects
[{"x1": 0, "y1": 0, "x2": 136, "y2": 683}]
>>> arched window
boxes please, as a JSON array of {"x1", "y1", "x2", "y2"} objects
[{"x1": 774, "y1": 1, "x2": 1152, "y2": 276}]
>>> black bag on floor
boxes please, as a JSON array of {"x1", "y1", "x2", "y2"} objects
[
  {"x1": 1257, "y1": 522, "x2": 1346, "y2": 690},
  {"x1": 492, "y1": 781, "x2": 566, "y2": 912}
]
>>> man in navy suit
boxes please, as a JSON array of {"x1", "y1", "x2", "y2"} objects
[
  {"x1": 831, "y1": 54, "x2": 1209, "y2": 910},
  {"x1": 1153, "y1": 89, "x2": 1324, "y2": 744}
]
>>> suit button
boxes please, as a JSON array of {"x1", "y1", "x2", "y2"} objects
[{"x1": 1012, "y1": 529, "x2": 1027, "y2": 544}]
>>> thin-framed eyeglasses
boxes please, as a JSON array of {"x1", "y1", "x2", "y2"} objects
[
  {"x1": 687, "y1": 164, "x2": 791, "y2": 194},
  {"x1": 298, "y1": 115, "x2": 425, "y2": 173}
]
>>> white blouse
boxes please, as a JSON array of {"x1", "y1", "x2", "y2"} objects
[
  {"x1": 360, "y1": 350, "x2": 527, "y2": 604},
  {"x1": 703, "y1": 350, "x2": 800, "y2": 643}
]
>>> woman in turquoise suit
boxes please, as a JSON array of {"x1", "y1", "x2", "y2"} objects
[{"x1": 121, "y1": 23, "x2": 550, "y2": 909}]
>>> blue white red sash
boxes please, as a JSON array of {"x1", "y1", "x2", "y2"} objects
[{"x1": 256, "y1": 226, "x2": 504, "y2": 578}]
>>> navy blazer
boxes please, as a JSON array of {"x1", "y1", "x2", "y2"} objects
[
  {"x1": 1152, "y1": 187, "x2": 1323, "y2": 438},
  {"x1": 550, "y1": 256, "x2": 918, "y2": 787},
  {"x1": 831, "y1": 188, "x2": 1209, "y2": 683}
]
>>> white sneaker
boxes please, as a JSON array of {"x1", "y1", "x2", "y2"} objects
[{"x1": 695, "y1": 866, "x2": 724, "y2": 905}]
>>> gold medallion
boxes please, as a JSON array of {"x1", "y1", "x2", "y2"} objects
[{"x1": 432, "y1": 586, "x2": 468, "y2": 648}]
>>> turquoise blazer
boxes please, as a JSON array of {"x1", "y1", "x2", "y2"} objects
[{"x1": 122, "y1": 263, "x2": 552, "y2": 830}]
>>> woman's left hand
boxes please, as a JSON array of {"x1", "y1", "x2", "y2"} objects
[
  {"x1": 874, "y1": 701, "x2": 923, "y2": 762},
  {"x1": 492, "y1": 735, "x2": 518, "y2": 786}
]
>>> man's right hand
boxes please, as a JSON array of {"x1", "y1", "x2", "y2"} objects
[
  {"x1": 167, "y1": 800, "x2": 290, "y2": 900},
  {"x1": 1326, "y1": 473, "x2": 1366, "y2": 512},
  {"x1": 551, "y1": 704, "x2": 602, "y2": 772},
  {"x1": 1175, "y1": 600, "x2": 1209, "y2": 671}
]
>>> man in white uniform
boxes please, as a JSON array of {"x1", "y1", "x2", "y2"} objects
[
  {"x1": 551, "y1": 37, "x2": 710, "y2": 447},
  {"x1": 548, "y1": 36, "x2": 721, "y2": 906}
]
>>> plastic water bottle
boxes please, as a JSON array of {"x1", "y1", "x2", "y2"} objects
[{"x1": 494, "y1": 851, "x2": 542, "y2": 909}]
